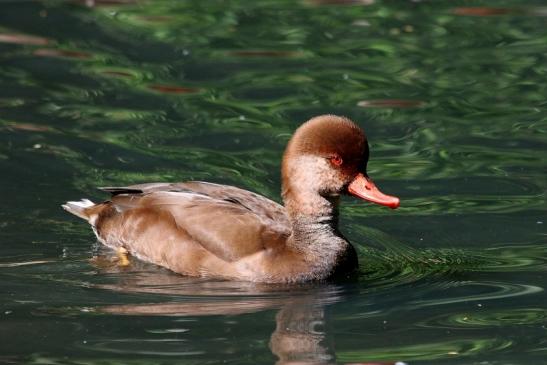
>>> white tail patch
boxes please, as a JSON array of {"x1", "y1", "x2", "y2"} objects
[
  {"x1": 67, "y1": 199, "x2": 94, "y2": 208},
  {"x1": 62, "y1": 198, "x2": 95, "y2": 221}
]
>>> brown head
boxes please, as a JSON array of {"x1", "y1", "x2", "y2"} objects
[{"x1": 281, "y1": 115, "x2": 399, "y2": 217}]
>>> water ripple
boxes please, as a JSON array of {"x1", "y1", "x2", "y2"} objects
[
  {"x1": 338, "y1": 338, "x2": 513, "y2": 363},
  {"x1": 407, "y1": 282, "x2": 543, "y2": 309},
  {"x1": 419, "y1": 308, "x2": 547, "y2": 329}
]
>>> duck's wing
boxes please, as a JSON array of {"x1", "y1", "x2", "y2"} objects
[
  {"x1": 100, "y1": 181, "x2": 289, "y2": 225},
  {"x1": 99, "y1": 182, "x2": 290, "y2": 262}
]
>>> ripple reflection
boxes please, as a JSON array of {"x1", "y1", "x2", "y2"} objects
[{"x1": 420, "y1": 308, "x2": 547, "y2": 329}]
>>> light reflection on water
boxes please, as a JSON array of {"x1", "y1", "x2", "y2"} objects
[
  {"x1": 3, "y1": 236, "x2": 544, "y2": 364},
  {"x1": 0, "y1": 0, "x2": 546, "y2": 364}
]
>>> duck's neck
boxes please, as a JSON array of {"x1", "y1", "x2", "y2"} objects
[
  {"x1": 284, "y1": 191, "x2": 347, "y2": 258},
  {"x1": 290, "y1": 195, "x2": 340, "y2": 242},
  {"x1": 281, "y1": 184, "x2": 358, "y2": 281}
]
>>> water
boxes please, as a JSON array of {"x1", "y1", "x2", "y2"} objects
[{"x1": 0, "y1": 0, "x2": 546, "y2": 364}]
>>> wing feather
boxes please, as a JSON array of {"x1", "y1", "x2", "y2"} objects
[{"x1": 105, "y1": 182, "x2": 290, "y2": 262}]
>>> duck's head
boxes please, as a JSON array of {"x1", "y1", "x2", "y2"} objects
[{"x1": 281, "y1": 115, "x2": 399, "y2": 213}]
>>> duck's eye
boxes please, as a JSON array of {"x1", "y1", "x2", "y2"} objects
[{"x1": 329, "y1": 155, "x2": 343, "y2": 167}]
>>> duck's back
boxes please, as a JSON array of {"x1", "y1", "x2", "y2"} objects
[{"x1": 68, "y1": 182, "x2": 291, "y2": 279}]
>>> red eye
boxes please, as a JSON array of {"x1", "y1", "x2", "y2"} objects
[{"x1": 330, "y1": 155, "x2": 343, "y2": 166}]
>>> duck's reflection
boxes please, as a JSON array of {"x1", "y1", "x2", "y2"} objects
[
  {"x1": 270, "y1": 300, "x2": 335, "y2": 364},
  {"x1": 91, "y1": 253, "x2": 343, "y2": 364}
]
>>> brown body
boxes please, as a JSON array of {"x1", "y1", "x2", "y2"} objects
[{"x1": 63, "y1": 115, "x2": 399, "y2": 283}]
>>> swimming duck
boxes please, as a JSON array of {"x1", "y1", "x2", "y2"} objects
[{"x1": 63, "y1": 115, "x2": 399, "y2": 283}]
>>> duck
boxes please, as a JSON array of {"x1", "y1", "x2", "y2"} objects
[{"x1": 63, "y1": 115, "x2": 399, "y2": 283}]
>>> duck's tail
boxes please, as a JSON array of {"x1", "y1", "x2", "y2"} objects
[{"x1": 62, "y1": 199, "x2": 95, "y2": 222}]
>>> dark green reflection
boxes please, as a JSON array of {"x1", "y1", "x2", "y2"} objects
[{"x1": 0, "y1": 0, "x2": 546, "y2": 364}]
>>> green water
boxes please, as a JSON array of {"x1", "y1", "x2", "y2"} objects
[{"x1": 1, "y1": 0, "x2": 546, "y2": 364}]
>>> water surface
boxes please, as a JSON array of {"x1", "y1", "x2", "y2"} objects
[{"x1": 0, "y1": 1, "x2": 546, "y2": 364}]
